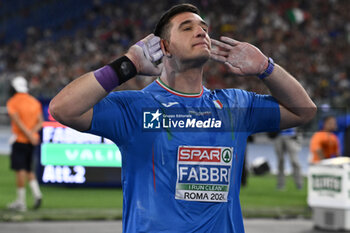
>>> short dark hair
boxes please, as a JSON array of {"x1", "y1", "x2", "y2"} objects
[{"x1": 154, "y1": 3, "x2": 200, "y2": 39}]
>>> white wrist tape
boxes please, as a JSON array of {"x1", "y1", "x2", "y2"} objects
[{"x1": 136, "y1": 36, "x2": 164, "y2": 63}]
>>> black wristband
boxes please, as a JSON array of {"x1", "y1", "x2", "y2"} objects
[{"x1": 108, "y1": 56, "x2": 137, "y2": 85}]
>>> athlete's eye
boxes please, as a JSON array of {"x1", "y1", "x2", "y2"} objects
[{"x1": 184, "y1": 27, "x2": 192, "y2": 31}]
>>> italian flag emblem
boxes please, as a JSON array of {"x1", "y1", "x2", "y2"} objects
[{"x1": 213, "y1": 100, "x2": 223, "y2": 109}]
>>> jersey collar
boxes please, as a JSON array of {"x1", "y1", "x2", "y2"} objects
[{"x1": 156, "y1": 78, "x2": 203, "y2": 98}]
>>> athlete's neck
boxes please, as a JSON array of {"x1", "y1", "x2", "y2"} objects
[{"x1": 159, "y1": 66, "x2": 203, "y2": 94}]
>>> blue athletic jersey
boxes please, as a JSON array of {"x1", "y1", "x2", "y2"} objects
[{"x1": 87, "y1": 79, "x2": 280, "y2": 233}]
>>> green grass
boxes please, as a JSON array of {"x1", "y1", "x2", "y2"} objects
[
  {"x1": 0, "y1": 155, "x2": 123, "y2": 221},
  {"x1": 0, "y1": 155, "x2": 310, "y2": 221},
  {"x1": 240, "y1": 175, "x2": 310, "y2": 218}
]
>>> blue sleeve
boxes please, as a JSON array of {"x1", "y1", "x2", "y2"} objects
[
  {"x1": 86, "y1": 92, "x2": 139, "y2": 146},
  {"x1": 244, "y1": 91, "x2": 280, "y2": 134}
]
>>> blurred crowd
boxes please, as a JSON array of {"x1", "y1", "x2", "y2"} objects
[{"x1": 0, "y1": 0, "x2": 349, "y2": 112}]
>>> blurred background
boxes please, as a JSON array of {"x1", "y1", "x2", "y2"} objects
[
  {"x1": 0, "y1": 0, "x2": 349, "y2": 111},
  {"x1": 0, "y1": 0, "x2": 349, "y2": 227}
]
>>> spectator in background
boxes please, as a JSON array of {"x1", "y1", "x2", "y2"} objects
[
  {"x1": 6, "y1": 76, "x2": 43, "y2": 212},
  {"x1": 309, "y1": 116, "x2": 340, "y2": 164},
  {"x1": 0, "y1": 0, "x2": 349, "y2": 113},
  {"x1": 274, "y1": 128, "x2": 302, "y2": 190}
]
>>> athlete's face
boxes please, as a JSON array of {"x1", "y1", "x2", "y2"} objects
[{"x1": 165, "y1": 12, "x2": 211, "y2": 65}]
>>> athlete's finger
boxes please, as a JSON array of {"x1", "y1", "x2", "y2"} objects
[
  {"x1": 210, "y1": 54, "x2": 226, "y2": 63},
  {"x1": 211, "y1": 48, "x2": 229, "y2": 57},
  {"x1": 136, "y1": 34, "x2": 162, "y2": 62},
  {"x1": 149, "y1": 43, "x2": 161, "y2": 53},
  {"x1": 151, "y1": 50, "x2": 164, "y2": 62},
  {"x1": 148, "y1": 36, "x2": 161, "y2": 47},
  {"x1": 142, "y1": 33, "x2": 156, "y2": 42},
  {"x1": 136, "y1": 40, "x2": 152, "y2": 60},
  {"x1": 220, "y1": 36, "x2": 240, "y2": 46},
  {"x1": 211, "y1": 39, "x2": 232, "y2": 51},
  {"x1": 139, "y1": 34, "x2": 156, "y2": 49}
]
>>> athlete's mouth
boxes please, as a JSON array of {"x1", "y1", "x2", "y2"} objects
[{"x1": 192, "y1": 42, "x2": 209, "y2": 48}]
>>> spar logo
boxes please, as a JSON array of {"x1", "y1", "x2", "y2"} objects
[
  {"x1": 178, "y1": 146, "x2": 232, "y2": 163},
  {"x1": 176, "y1": 146, "x2": 233, "y2": 202}
]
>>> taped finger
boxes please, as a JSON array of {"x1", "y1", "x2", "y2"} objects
[
  {"x1": 148, "y1": 36, "x2": 161, "y2": 46},
  {"x1": 143, "y1": 33, "x2": 155, "y2": 41},
  {"x1": 136, "y1": 40, "x2": 152, "y2": 60},
  {"x1": 149, "y1": 44, "x2": 161, "y2": 53},
  {"x1": 151, "y1": 50, "x2": 164, "y2": 62}
]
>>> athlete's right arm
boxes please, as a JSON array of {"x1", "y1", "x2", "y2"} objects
[
  {"x1": 49, "y1": 34, "x2": 163, "y2": 132},
  {"x1": 49, "y1": 72, "x2": 106, "y2": 131}
]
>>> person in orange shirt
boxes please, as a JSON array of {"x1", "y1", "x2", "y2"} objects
[
  {"x1": 6, "y1": 76, "x2": 43, "y2": 212},
  {"x1": 310, "y1": 116, "x2": 340, "y2": 164}
]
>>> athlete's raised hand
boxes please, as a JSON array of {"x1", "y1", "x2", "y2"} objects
[
  {"x1": 210, "y1": 36, "x2": 268, "y2": 76},
  {"x1": 126, "y1": 34, "x2": 164, "y2": 76}
]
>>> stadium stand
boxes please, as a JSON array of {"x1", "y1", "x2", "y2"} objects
[{"x1": 0, "y1": 0, "x2": 349, "y2": 120}]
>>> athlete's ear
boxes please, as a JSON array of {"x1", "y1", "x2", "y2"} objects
[{"x1": 161, "y1": 39, "x2": 172, "y2": 58}]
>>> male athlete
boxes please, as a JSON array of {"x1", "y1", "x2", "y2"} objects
[{"x1": 50, "y1": 4, "x2": 316, "y2": 232}]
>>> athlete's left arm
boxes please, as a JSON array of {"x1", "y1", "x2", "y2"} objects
[
  {"x1": 261, "y1": 64, "x2": 316, "y2": 129},
  {"x1": 210, "y1": 37, "x2": 317, "y2": 129}
]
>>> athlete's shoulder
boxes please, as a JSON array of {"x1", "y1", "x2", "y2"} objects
[
  {"x1": 221, "y1": 88, "x2": 274, "y2": 99},
  {"x1": 212, "y1": 87, "x2": 254, "y2": 97},
  {"x1": 108, "y1": 89, "x2": 147, "y2": 99},
  {"x1": 102, "y1": 81, "x2": 162, "y2": 108},
  {"x1": 107, "y1": 80, "x2": 160, "y2": 97},
  {"x1": 210, "y1": 88, "x2": 254, "y2": 104},
  {"x1": 211, "y1": 88, "x2": 278, "y2": 111},
  {"x1": 142, "y1": 79, "x2": 168, "y2": 95}
]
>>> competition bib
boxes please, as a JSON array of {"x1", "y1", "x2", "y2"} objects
[{"x1": 175, "y1": 145, "x2": 233, "y2": 202}]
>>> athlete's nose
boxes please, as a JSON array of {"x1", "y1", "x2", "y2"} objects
[{"x1": 195, "y1": 26, "x2": 206, "y2": 38}]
